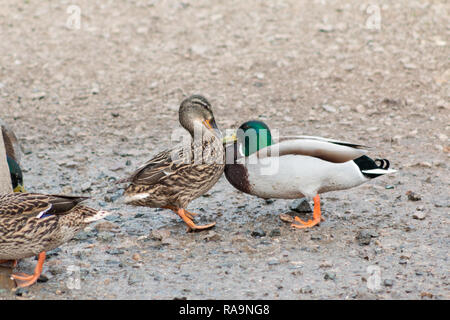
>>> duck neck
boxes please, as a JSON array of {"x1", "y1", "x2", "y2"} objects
[{"x1": 7, "y1": 155, "x2": 23, "y2": 191}]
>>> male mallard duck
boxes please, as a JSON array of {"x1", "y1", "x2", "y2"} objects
[
  {"x1": 119, "y1": 95, "x2": 225, "y2": 232},
  {"x1": 0, "y1": 193, "x2": 110, "y2": 287},
  {"x1": 1, "y1": 119, "x2": 25, "y2": 192},
  {"x1": 224, "y1": 120, "x2": 396, "y2": 229}
]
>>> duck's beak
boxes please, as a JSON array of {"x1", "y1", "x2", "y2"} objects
[
  {"x1": 13, "y1": 184, "x2": 26, "y2": 193},
  {"x1": 203, "y1": 119, "x2": 215, "y2": 130},
  {"x1": 222, "y1": 133, "x2": 237, "y2": 144},
  {"x1": 203, "y1": 119, "x2": 222, "y2": 137}
]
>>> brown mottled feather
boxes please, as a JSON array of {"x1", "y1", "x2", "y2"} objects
[
  {"x1": 0, "y1": 193, "x2": 108, "y2": 260},
  {"x1": 0, "y1": 193, "x2": 88, "y2": 217},
  {"x1": 123, "y1": 131, "x2": 225, "y2": 209}
]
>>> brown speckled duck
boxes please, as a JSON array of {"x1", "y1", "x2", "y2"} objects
[
  {"x1": 0, "y1": 193, "x2": 110, "y2": 288},
  {"x1": 119, "y1": 95, "x2": 225, "y2": 232}
]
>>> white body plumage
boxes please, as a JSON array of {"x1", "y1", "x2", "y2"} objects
[{"x1": 245, "y1": 154, "x2": 369, "y2": 200}]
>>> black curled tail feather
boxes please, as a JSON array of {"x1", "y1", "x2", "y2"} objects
[
  {"x1": 374, "y1": 158, "x2": 390, "y2": 170},
  {"x1": 353, "y1": 155, "x2": 391, "y2": 178}
]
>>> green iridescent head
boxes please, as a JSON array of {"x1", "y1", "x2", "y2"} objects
[
  {"x1": 7, "y1": 155, "x2": 25, "y2": 192},
  {"x1": 236, "y1": 120, "x2": 273, "y2": 156}
]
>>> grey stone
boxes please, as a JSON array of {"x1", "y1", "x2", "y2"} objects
[
  {"x1": 299, "y1": 285, "x2": 313, "y2": 294},
  {"x1": 324, "y1": 272, "x2": 336, "y2": 281},
  {"x1": 269, "y1": 229, "x2": 281, "y2": 237},
  {"x1": 267, "y1": 259, "x2": 280, "y2": 266},
  {"x1": 97, "y1": 231, "x2": 114, "y2": 242},
  {"x1": 383, "y1": 279, "x2": 394, "y2": 287},
  {"x1": 289, "y1": 198, "x2": 313, "y2": 213},
  {"x1": 251, "y1": 229, "x2": 266, "y2": 238},
  {"x1": 406, "y1": 191, "x2": 421, "y2": 201},
  {"x1": 356, "y1": 230, "x2": 372, "y2": 246},
  {"x1": 413, "y1": 211, "x2": 427, "y2": 220}
]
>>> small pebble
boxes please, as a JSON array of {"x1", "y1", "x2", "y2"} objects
[
  {"x1": 355, "y1": 104, "x2": 366, "y2": 113},
  {"x1": 383, "y1": 279, "x2": 394, "y2": 287},
  {"x1": 289, "y1": 198, "x2": 313, "y2": 213},
  {"x1": 128, "y1": 272, "x2": 145, "y2": 286},
  {"x1": 95, "y1": 221, "x2": 119, "y2": 232},
  {"x1": 150, "y1": 229, "x2": 171, "y2": 241},
  {"x1": 299, "y1": 285, "x2": 313, "y2": 294},
  {"x1": 105, "y1": 215, "x2": 121, "y2": 223},
  {"x1": 416, "y1": 162, "x2": 432, "y2": 168},
  {"x1": 251, "y1": 229, "x2": 266, "y2": 238},
  {"x1": 31, "y1": 91, "x2": 46, "y2": 100},
  {"x1": 413, "y1": 211, "x2": 427, "y2": 220},
  {"x1": 80, "y1": 182, "x2": 92, "y2": 192},
  {"x1": 279, "y1": 213, "x2": 294, "y2": 223},
  {"x1": 97, "y1": 232, "x2": 114, "y2": 242},
  {"x1": 322, "y1": 104, "x2": 337, "y2": 113},
  {"x1": 37, "y1": 274, "x2": 48, "y2": 283},
  {"x1": 161, "y1": 237, "x2": 177, "y2": 246},
  {"x1": 406, "y1": 191, "x2": 421, "y2": 201},
  {"x1": 269, "y1": 229, "x2": 281, "y2": 237},
  {"x1": 47, "y1": 248, "x2": 62, "y2": 258},
  {"x1": 267, "y1": 259, "x2": 280, "y2": 266},
  {"x1": 106, "y1": 248, "x2": 124, "y2": 255},
  {"x1": 91, "y1": 85, "x2": 99, "y2": 95},
  {"x1": 320, "y1": 261, "x2": 332, "y2": 268},
  {"x1": 434, "y1": 201, "x2": 449, "y2": 208},
  {"x1": 74, "y1": 230, "x2": 96, "y2": 241},
  {"x1": 420, "y1": 292, "x2": 433, "y2": 299},
  {"x1": 324, "y1": 272, "x2": 336, "y2": 281},
  {"x1": 15, "y1": 287, "x2": 28, "y2": 296},
  {"x1": 356, "y1": 230, "x2": 372, "y2": 246},
  {"x1": 318, "y1": 24, "x2": 334, "y2": 32},
  {"x1": 132, "y1": 253, "x2": 142, "y2": 262},
  {"x1": 202, "y1": 231, "x2": 221, "y2": 242}
]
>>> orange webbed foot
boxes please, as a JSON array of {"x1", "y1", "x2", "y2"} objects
[
  {"x1": 11, "y1": 252, "x2": 46, "y2": 288},
  {"x1": 183, "y1": 209, "x2": 198, "y2": 220},
  {"x1": 177, "y1": 208, "x2": 215, "y2": 232},
  {"x1": 291, "y1": 195, "x2": 322, "y2": 230},
  {"x1": 164, "y1": 206, "x2": 215, "y2": 232},
  {"x1": 291, "y1": 216, "x2": 321, "y2": 229}
]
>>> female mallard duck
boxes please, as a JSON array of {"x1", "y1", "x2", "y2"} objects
[
  {"x1": 119, "y1": 95, "x2": 225, "y2": 232},
  {"x1": 0, "y1": 193, "x2": 110, "y2": 287},
  {"x1": 224, "y1": 120, "x2": 396, "y2": 229},
  {"x1": 1, "y1": 119, "x2": 25, "y2": 192}
]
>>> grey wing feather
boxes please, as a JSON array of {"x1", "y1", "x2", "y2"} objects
[
  {"x1": 254, "y1": 138, "x2": 367, "y2": 163},
  {"x1": 278, "y1": 135, "x2": 369, "y2": 149}
]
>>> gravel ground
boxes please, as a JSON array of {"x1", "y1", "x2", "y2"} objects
[{"x1": 0, "y1": 0, "x2": 448, "y2": 299}]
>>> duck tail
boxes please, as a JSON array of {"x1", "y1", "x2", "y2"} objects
[{"x1": 354, "y1": 155, "x2": 397, "y2": 178}]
